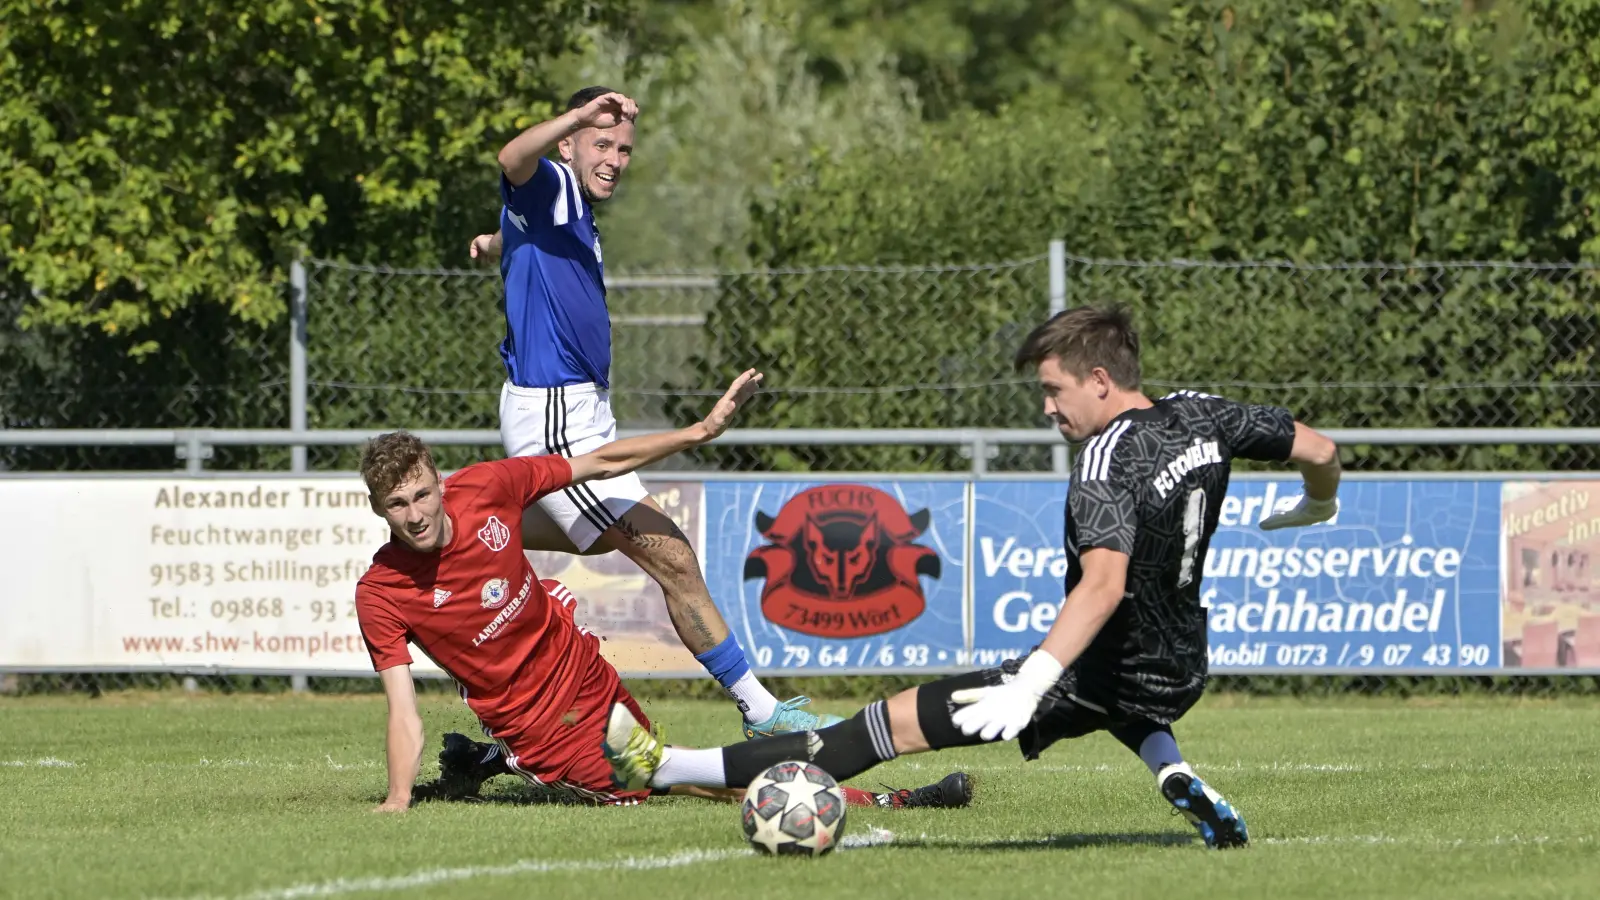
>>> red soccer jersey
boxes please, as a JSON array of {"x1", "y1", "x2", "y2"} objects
[{"x1": 355, "y1": 456, "x2": 615, "y2": 742}]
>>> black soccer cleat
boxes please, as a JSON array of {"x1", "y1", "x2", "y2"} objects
[
  {"x1": 874, "y1": 772, "x2": 973, "y2": 809},
  {"x1": 436, "y1": 732, "x2": 510, "y2": 799},
  {"x1": 1159, "y1": 766, "x2": 1249, "y2": 849}
]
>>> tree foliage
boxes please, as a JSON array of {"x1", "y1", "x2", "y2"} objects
[
  {"x1": 1521, "y1": 0, "x2": 1600, "y2": 259},
  {"x1": 0, "y1": 0, "x2": 628, "y2": 349},
  {"x1": 686, "y1": 0, "x2": 1600, "y2": 472},
  {"x1": 558, "y1": 0, "x2": 921, "y2": 268}
]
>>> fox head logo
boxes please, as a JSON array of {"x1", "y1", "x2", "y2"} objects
[
  {"x1": 745, "y1": 486, "x2": 940, "y2": 638},
  {"x1": 803, "y1": 513, "x2": 881, "y2": 600}
]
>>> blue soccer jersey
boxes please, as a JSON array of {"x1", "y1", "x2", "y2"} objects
[{"x1": 497, "y1": 158, "x2": 611, "y2": 389}]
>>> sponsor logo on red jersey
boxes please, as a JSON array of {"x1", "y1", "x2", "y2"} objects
[
  {"x1": 743, "y1": 485, "x2": 941, "y2": 638},
  {"x1": 481, "y1": 577, "x2": 511, "y2": 609}
]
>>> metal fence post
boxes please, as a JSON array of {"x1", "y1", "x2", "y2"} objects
[
  {"x1": 289, "y1": 260, "x2": 309, "y2": 473},
  {"x1": 1048, "y1": 241, "x2": 1070, "y2": 475}
]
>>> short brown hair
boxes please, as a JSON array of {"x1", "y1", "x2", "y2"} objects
[
  {"x1": 360, "y1": 431, "x2": 437, "y2": 499},
  {"x1": 1013, "y1": 305, "x2": 1142, "y2": 389},
  {"x1": 567, "y1": 85, "x2": 619, "y2": 110}
]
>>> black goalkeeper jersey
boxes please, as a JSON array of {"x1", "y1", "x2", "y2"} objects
[{"x1": 1063, "y1": 391, "x2": 1296, "y2": 721}]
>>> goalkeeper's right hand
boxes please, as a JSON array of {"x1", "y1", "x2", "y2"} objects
[{"x1": 1259, "y1": 495, "x2": 1338, "y2": 531}]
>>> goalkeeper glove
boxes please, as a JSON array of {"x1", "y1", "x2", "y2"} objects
[
  {"x1": 949, "y1": 650, "x2": 1063, "y2": 742},
  {"x1": 1260, "y1": 495, "x2": 1338, "y2": 531}
]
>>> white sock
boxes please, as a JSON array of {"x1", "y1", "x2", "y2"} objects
[
  {"x1": 729, "y1": 670, "x2": 780, "y2": 724},
  {"x1": 1137, "y1": 730, "x2": 1185, "y2": 777},
  {"x1": 652, "y1": 746, "x2": 728, "y2": 789},
  {"x1": 1155, "y1": 761, "x2": 1197, "y2": 790}
]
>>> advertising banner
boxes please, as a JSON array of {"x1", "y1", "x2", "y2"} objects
[
  {"x1": 702, "y1": 482, "x2": 967, "y2": 672},
  {"x1": 1500, "y1": 482, "x2": 1600, "y2": 670},
  {"x1": 0, "y1": 478, "x2": 395, "y2": 672},
  {"x1": 972, "y1": 480, "x2": 1504, "y2": 672},
  {"x1": 0, "y1": 478, "x2": 709, "y2": 676},
  {"x1": 7, "y1": 473, "x2": 1591, "y2": 676}
]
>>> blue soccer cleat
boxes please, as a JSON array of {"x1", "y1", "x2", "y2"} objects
[
  {"x1": 1159, "y1": 764, "x2": 1250, "y2": 849},
  {"x1": 741, "y1": 696, "x2": 845, "y2": 740}
]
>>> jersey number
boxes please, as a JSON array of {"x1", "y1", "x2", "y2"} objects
[{"x1": 1178, "y1": 488, "x2": 1207, "y2": 588}]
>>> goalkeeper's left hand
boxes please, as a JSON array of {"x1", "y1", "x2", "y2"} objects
[
  {"x1": 949, "y1": 650, "x2": 1063, "y2": 742},
  {"x1": 1260, "y1": 495, "x2": 1338, "y2": 531}
]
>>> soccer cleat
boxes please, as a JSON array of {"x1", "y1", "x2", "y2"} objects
[
  {"x1": 741, "y1": 696, "x2": 845, "y2": 740},
  {"x1": 436, "y1": 732, "x2": 509, "y2": 799},
  {"x1": 602, "y1": 702, "x2": 666, "y2": 792},
  {"x1": 873, "y1": 772, "x2": 974, "y2": 809},
  {"x1": 1159, "y1": 765, "x2": 1249, "y2": 849}
]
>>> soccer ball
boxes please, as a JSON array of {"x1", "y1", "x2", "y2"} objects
[{"x1": 740, "y1": 760, "x2": 848, "y2": 857}]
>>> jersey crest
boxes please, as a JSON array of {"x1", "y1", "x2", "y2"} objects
[{"x1": 478, "y1": 516, "x2": 511, "y2": 552}]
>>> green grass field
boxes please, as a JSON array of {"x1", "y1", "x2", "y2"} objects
[{"x1": 1, "y1": 691, "x2": 1596, "y2": 900}]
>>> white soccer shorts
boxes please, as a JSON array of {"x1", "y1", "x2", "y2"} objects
[{"x1": 498, "y1": 381, "x2": 649, "y2": 551}]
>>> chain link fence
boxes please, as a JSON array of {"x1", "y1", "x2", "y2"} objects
[
  {"x1": 0, "y1": 277, "x2": 288, "y2": 471},
  {"x1": 6, "y1": 250, "x2": 1599, "y2": 473},
  {"x1": 299, "y1": 260, "x2": 723, "y2": 470}
]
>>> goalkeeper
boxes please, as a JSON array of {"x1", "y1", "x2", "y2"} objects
[{"x1": 603, "y1": 305, "x2": 1342, "y2": 848}]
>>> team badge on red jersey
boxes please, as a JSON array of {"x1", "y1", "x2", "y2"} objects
[
  {"x1": 480, "y1": 578, "x2": 510, "y2": 609},
  {"x1": 477, "y1": 515, "x2": 511, "y2": 552},
  {"x1": 743, "y1": 485, "x2": 941, "y2": 638}
]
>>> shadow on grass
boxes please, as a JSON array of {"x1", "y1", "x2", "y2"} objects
[
  {"x1": 403, "y1": 780, "x2": 1197, "y2": 853},
  {"x1": 858, "y1": 832, "x2": 1197, "y2": 852}
]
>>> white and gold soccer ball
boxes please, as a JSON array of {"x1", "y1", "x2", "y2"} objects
[{"x1": 740, "y1": 760, "x2": 848, "y2": 856}]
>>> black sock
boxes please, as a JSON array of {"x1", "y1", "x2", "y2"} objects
[{"x1": 721, "y1": 701, "x2": 898, "y2": 786}]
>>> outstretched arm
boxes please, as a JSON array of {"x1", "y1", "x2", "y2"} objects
[
  {"x1": 949, "y1": 548, "x2": 1128, "y2": 741},
  {"x1": 1289, "y1": 422, "x2": 1340, "y2": 500},
  {"x1": 566, "y1": 370, "x2": 762, "y2": 484},
  {"x1": 1261, "y1": 423, "x2": 1341, "y2": 530}
]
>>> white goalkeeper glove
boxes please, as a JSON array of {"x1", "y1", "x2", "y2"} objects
[
  {"x1": 1259, "y1": 495, "x2": 1338, "y2": 531},
  {"x1": 949, "y1": 650, "x2": 1063, "y2": 742}
]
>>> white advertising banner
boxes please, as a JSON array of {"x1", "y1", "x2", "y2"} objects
[
  {"x1": 0, "y1": 477, "x2": 433, "y2": 674},
  {"x1": 0, "y1": 477, "x2": 713, "y2": 677}
]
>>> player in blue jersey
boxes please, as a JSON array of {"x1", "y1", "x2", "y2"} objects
[{"x1": 466, "y1": 86, "x2": 838, "y2": 742}]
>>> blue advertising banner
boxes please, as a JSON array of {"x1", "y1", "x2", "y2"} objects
[
  {"x1": 971, "y1": 480, "x2": 1503, "y2": 672},
  {"x1": 703, "y1": 482, "x2": 966, "y2": 672}
]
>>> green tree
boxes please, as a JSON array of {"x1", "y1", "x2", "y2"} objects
[
  {"x1": 775, "y1": 0, "x2": 1168, "y2": 119},
  {"x1": 0, "y1": 0, "x2": 629, "y2": 347},
  {"x1": 0, "y1": 0, "x2": 628, "y2": 469},
  {"x1": 686, "y1": 0, "x2": 1599, "y2": 473},
  {"x1": 1521, "y1": 0, "x2": 1600, "y2": 259},
  {"x1": 554, "y1": 0, "x2": 921, "y2": 269}
]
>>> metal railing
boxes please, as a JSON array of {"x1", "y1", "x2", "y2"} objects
[{"x1": 4, "y1": 427, "x2": 1600, "y2": 475}]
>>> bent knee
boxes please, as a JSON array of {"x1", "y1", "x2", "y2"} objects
[{"x1": 887, "y1": 687, "x2": 930, "y2": 754}]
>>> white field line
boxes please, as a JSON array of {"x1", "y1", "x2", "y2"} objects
[
  {"x1": 143, "y1": 826, "x2": 1600, "y2": 900},
  {"x1": 168, "y1": 828, "x2": 900, "y2": 900},
  {"x1": 0, "y1": 757, "x2": 78, "y2": 767}
]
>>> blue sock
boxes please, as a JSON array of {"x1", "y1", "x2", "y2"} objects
[
  {"x1": 695, "y1": 634, "x2": 751, "y2": 689},
  {"x1": 695, "y1": 635, "x2": 777, "y2": 721}
]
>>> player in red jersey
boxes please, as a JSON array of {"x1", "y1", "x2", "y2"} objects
[{"x1": 357, "y1": 370, "x2": 971, "y2": 812}]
